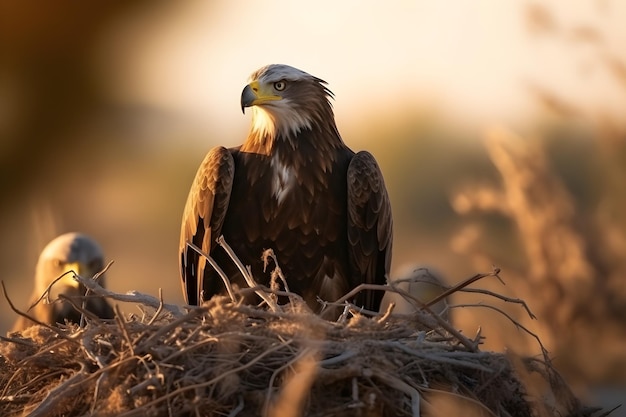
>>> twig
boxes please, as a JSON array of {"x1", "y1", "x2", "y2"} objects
[
  {"x1": 319, "y1": 283, "x2": 388, "y2": 319},
  {"x1": 161, "y1": 336, "x2": 219, "y2": 363},
  {"x1": 376, "y1": 302, "x2": 395, "y2": 323},
  {"x1": 217, "y1": 236, "x2": 280, "y2": 312},
  {"x1": 236, "y1": 285, "x2": 306, "y2": 307},
  {"x1": 319, "y1": 350, "x2": 359, "y2": 367},
  {"x1": 457, "y1": 288, "x2": 536, "y2": 319},
  {"x1": 57, "y1": 294, "x2": 106, "y2": 323},
  {"x1": 454, "y1": 303, "x2": 548, "y2": 356},
  {"x1": 0, "y1": 334, "x2": 36, "y2": 347},
  {"x1": 383, "y1": 283, "x2": 430, "y2": 311},
  {"x1": 186, "y1": 241, "x2": 237, "y2": 303},
  {"x1": 91, "y1": 372, "x2": 106, "y2": 415},
  {"x1": 263, "y1": 248, "x2": 291, "y2": 293},
  {"x1": 1, "y1": 281, "x2": 76, "y2": 342},
  {"x1": 374, "y1": 371, "x2": 421, "y2": 417},
  {"x1": 329, "y1": 298, "x2": 478, "y2": 352},
  {"x1": 66, "y1": 274, "x2": 184, "y2": 317},
  {"x1": 128, "y1": 376, "x2": 162, "y2": 396},
  {"x1": 228, "y1": 395, "x2": 245, "y2": 417},
  {"x1": 147, "y1": 288, "x2": 165, "y2": 325},
  {"x1": 26, "y1": 363, "x2": 88, "y2": 417},
  {"x1": 388, "y1": 342, "x2": 494, "y2": 372},
  {"x1": 423, "y1": 268, "x2": 502, "y2": 310},
  {"x1": 81, "y1": 260, "x2": 114, "y2": 326},
  {"x1": 135, "y1": 306, "x2": 207, "y2": 352},
  {"x1": 115, "y1": 304, "x2": 135, "y2": 356},
  {"x1": 27, "y1": 270, "x2": 77, "y2": 310}
]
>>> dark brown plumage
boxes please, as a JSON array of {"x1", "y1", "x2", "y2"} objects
[
  {"x1": 12, "y1": 232, "x2": 115, "y2": 332},
  {"x1": 179, "y1": 64, "x2": 392, "y2": 314}
]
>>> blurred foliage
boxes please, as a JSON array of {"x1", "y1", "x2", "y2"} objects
[
  {"x1": 445, "y1": 1, "x2": 626, "y2": 390},
  {"x1": 452, "y1": 126, "x2": 626, "y2": 381}
]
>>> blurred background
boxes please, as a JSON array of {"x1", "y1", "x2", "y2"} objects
[{"x1": 1, "y1": 0, "x2": 625, "y2": 413}]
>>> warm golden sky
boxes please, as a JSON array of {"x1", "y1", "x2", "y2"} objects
[{"x1": 96, "y1": 0, "x2": 626, "y2": 140}]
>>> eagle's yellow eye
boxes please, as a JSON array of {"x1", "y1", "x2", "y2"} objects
[{"x1": 274, "y1": 81, "x2": 286, "y2": 91}]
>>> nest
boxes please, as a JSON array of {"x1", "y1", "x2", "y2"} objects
[{"x1": 0, "y1": 256, "x2": 611, "y2": 417}]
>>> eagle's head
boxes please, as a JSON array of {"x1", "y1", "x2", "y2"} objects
[
  {"x1": 34, "y1": 232, "x2": 106, "y2": 299},
  {"x1": 241, "y1": 64, "x2": 337, "y2": 143}
]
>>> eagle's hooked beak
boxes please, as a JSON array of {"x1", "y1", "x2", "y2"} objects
[
  {"x1": 240, "y1": 81, "x2": 281, "y2": 114},
  {"x1": 61, "y1": 262, "x2": 87, "y2": 289},
  {"x1": 241, "y1": 84, "x2": 256, "y2": 114}
]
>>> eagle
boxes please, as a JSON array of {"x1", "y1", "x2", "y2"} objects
[
  {"x1": 179, "y1": 64, "x2": 393, "y2": 314},
  {"x1": 12, "y1": 232, "x2": 115, "y2": 332}
]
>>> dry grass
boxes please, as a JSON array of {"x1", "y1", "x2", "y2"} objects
[
  {"x1": 451, "y1": 126, "x2": 626, "y2": 383},
  {"x1": 446, "y1": 4, "x2": 626, "y2": 386},
  {"x1": 0, "y1": 261, "x2": 611, "y2": 417}
]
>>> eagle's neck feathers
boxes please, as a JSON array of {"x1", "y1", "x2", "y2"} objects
[
  {"x1": 242, "y1": 95, "x2": 343, "y2": 156},
  {"x1": 249, "y1": 101, "x2": 314, "y2": 142}
]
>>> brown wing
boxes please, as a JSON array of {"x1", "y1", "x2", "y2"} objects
[
  {"x1": 179, "y1": 146, "x2": 235, "y2": 305},
  {"x1": 346, "y1": 150, "x2": 393, "y2": 311}
]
